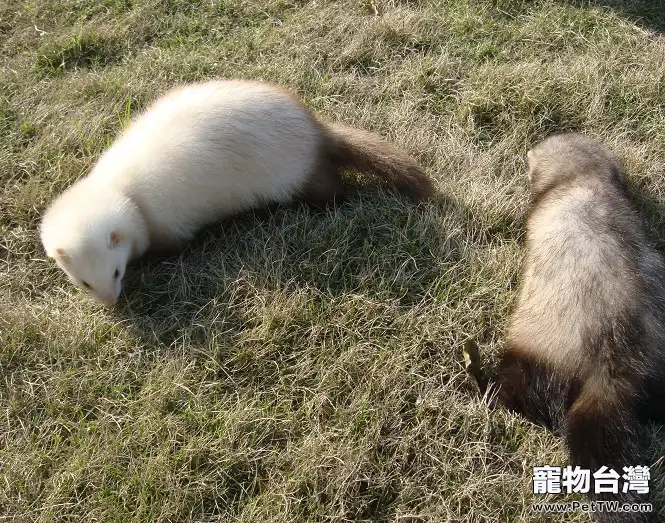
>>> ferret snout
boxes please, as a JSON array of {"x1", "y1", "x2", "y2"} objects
[{"x1": 99, "y1": 294, "x2": 118, "y2": 308}]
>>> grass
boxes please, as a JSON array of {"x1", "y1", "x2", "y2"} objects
[{"x1": 1, "y1": 0, "x2": 664, "y2": 521}]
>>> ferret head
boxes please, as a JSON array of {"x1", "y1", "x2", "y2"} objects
[
  {"x1": 526, "y1": 133, "x2": 626, "y2": 198},
  {"x1": 40, "y1": 184, "x2": 148, "y2": 307},
  {"x1": 45, "y1": 230, "x2": 132, "y2": 307}
]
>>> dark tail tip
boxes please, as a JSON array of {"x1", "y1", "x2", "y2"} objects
[
  {"x1": 565, "y1": 389, "x2": 651, "y2": 522},
  {"x1": 323, "y1": 122, "x2": 435, "y2": 201}
]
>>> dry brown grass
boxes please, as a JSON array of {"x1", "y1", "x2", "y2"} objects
[{"x1": 1, "y1": 1, "x2": 664, "y2": 521}]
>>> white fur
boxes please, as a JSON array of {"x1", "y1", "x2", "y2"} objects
[{"x1": 41, "y1": 80, "x2": 323, "y2": 306}]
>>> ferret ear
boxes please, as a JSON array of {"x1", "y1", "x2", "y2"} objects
[
  {"x1": 108, "y1": 230, "x2": 123, "y2": 248},
  {"x1": 525, "y1": 150, "x2": 535, "y2": 181},
  {"x1": 53, "y1": 248, "x2": 70, "y2": 263}
]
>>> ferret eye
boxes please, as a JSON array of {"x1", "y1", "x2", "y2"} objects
[
  {"x1": 81, "y1": 281, "x2": 91, "y2": 289},
  {"x1": 114, "y1": 269, "x2": 120, "y2": 279}
]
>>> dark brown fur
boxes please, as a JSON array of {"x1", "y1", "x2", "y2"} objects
[
  {"x1": 300, "y1": 120, "x2": 434, "y2": 206},
  {"x1": 260, "y1": 83, "x2": 433, "y2": 206}
]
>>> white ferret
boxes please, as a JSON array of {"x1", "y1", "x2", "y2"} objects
[{"x1": 40, "y1": 80, "x2": 433, "y2": 306}]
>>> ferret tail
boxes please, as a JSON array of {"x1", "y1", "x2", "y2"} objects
[
  {"x1": 322, "y1": 122, "x2": 434, "y2": 201},
  {"x1": 565, "y1": 378, "x2": 651, "y2": 523}
]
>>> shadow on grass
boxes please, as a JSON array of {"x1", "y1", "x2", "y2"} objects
[
  {"x1": 101, "y1": 189, "x2": 477, "y2": 519},
  {"x1": 112, "y1": 188, "x2": 469, "y2": 350},
  {"x1": 567, "y1": 0, "x2": 665, "y2": 34}
]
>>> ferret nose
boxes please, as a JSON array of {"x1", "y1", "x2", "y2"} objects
[{"x1": 100, "y1": 295, "x2": 118, "y2": 307}]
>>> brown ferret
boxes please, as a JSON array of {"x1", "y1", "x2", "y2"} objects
[{"x1": 472, "y1": 133, "x2": 665, "y2": 522}]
